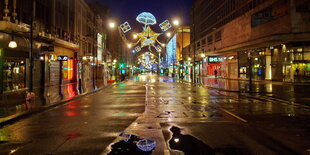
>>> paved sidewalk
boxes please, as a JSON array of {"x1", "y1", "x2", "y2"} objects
[
  {"x1": 178, "y1": 75, "x2": 310, "y2": 106},
  {"x1": 0, "y1": 80, "x2": 116, "y2": 126}
]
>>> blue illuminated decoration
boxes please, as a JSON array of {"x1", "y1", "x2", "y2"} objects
[
  {"x1": 166, "y1": 35, "x2": 176, "y2": 67},
  {"x1": 136, "y1": 12, "x2": 157, "y2": 25},
  {"x1": 155, "y1": 45, "x2": 162, "y2": 52},
  {"x1": 135, "y1": 46, "x2": 141, "y2": 52},
  {"x1": 159, "y1": 20, "x2": 172, "y2": 32},
  {"x1": 120, "y1": 22, "x2": 131, "y2": 33}
]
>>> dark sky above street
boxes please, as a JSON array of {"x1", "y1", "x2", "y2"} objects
[{"x1": 88, "y1": 0, "x2": 195, "y2": 26}]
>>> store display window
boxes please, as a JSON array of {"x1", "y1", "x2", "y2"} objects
[{"x1": 3, "y1": 59, "x2": 26, "y2": 92}]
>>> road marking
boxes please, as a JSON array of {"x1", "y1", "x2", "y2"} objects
[
  {"x1": 244, "y1": 94, "x2": 310, "y2": 111},
  {"x1": 220, "y1": 108, "x2": 247, "y2": 123}
]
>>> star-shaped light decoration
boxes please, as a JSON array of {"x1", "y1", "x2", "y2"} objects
[
  {"x1": 118, "y1": 12, "x2": 172, "y2": 52},
  {"x1": 137, "y1": 26, "x2": 161, "y2": 48}
]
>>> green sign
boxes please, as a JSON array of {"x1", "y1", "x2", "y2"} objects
[{"x1": 306, "y1": 64, "x2": 310, "y2": 71}]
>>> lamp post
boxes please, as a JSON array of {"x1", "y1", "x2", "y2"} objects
[
  {"x1": 158, "y1": 52, "x2": 161, "y2": 75},
  {"x1": 181, "y1": 26, "x2": 184, "y2": 80},
  {"x1": 157, "y1": 46, "x2": 163, "y2": 75},
  {"x1": 171, "y1": 19, "x2": 180, "y2": 78},
  {"x1": 192, "y1": 10, "x2": 196, "y2": 84},
  {"x1": 108, "y1": 21, "x2": 118, "y2": 81},
  {"x1": 248, "y1": 50, "x2": 253, "y2": 92},
  {"x1": 27, "y1": 0, "x2": 35, "y2": 102}
]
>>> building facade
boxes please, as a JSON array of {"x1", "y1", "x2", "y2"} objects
[
  {"x1": 0, "y1": 0, "x2": 110, "y2": 95},
  {"x1": 165, "y1": 26, "x2": 190, "y2": 77},
  {"x1": 191, "y1": 0, "x2": 310, "y2": 81}
]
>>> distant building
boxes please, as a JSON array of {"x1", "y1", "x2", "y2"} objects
[{"x1": 191, "y1": 0, "x2": 310, "y2": 81}]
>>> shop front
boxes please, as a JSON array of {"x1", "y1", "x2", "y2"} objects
[
  {"x1": 283, "y1": 45, "x2": 310, "y2": 81},
  {"x1": 238, "y1": 49, "x2": 267, "y2": 80},
  {"x1": 225, "y1": 54, "x2": 238, "y2": 79},
  {"x1": 0, "y1": 32, "x2": 30, "y2": 93},
  {"x1": 80, "y1": 56, "x2": 95, "y2": 92},
  {"x1": 47, "y1": 45, "x2": 77, "y2": 86},
  {"x1": 206, "y1": 53, "x2": 238, "y2": 79},
  {"x1": 207, "y1": 56, "x2": 225, "y2": 77}
]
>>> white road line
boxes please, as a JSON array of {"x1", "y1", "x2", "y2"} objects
[{"x1": 220, "y1": 108, "x2": 247, "y2": 123}]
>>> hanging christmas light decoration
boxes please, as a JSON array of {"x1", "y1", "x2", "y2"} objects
[
  {"x1": 118, "y1": 12, "x2": 171, "y2": 52},
  {"x1": 136, "y1": 52, "x2": 158, "y2": 69},
  {"x1": 120, "y1": 21, "x2": 131, "y2": 33}
]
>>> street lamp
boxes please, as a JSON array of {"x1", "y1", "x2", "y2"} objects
[
  {"x1": 127, "y1": 43, "x2": 132, "y2": 48},
  {"x1": 173, "y1": 20, "x2": 180, "y2": 26},
  {"x1": 8, "y1": 40, "x2": 17, "y2": 48},
  {"x1": 133, "y1": 34, "x2": 137, "y2": 39},
  {"x1": 172, "y1": 19, "x2": 183, "y2": 79},
  {"x1": 201, "y1": 53, "x2": 205, "y2": 58},
  {"x1": 166, "y1": 32, "x2": 171, "y2": 37},
  {"x1": 109, "y1": 22, "x2": 116, "y2": 29},
  {"x1": 107, "y1": 21, "x2": 118, "y2": 81}
]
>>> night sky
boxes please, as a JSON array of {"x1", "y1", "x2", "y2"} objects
[{"x1": 89, "y1": 0, "x2": 195, "y2": 27}]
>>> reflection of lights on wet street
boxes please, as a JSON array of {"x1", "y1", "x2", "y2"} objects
[
  {"x1": 66, "y1": 105, "x2": 78, "y2": 109},
  {"x1": 119, "y1": 83, "x2": 126, "y2": 87},
  {"x1": 0, "y1": 128, "x2": 9, "y2": 142},
  {"x1": 266, "y1": 84, "x2": 273, "y2": 92},
  {"x1": 9, "y1": 148, "x2": 19, "y2": 154},
  {"x1": 65, "y1": 111, "x2": 78, "y2": 117},
  {"x1": 141, "y1": 75, "x2": 147, "y2": 81},
  {"x1": 174, "y1": 138, "x2": 179, "y2": 143},
  {"x1": 266, "y1": 102, "x2": 273, "y2": 113},
  {"x1": 168, "y1": 118, "x2": 172, "y2": 122},
  {"x1": 82, "y1": 105, "x2": 90, "y2": 108},
  {"x1": 81, "y1": 110, "x2": 89, "y2": 116}
]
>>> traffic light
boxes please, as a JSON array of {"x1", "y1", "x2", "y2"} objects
[{"x1": 119, "y1": 62, "x2": 125, "y2": 68}]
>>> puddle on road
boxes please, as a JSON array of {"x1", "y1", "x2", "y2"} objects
[
  {"x1": 108, "y1": 132, "x2": 156, "y2": 155},
  {"x1": 168, "y1": 126, "x2": 249, "y2": 155},
  {"x1": 169, "y1": 126, "x2": 215, "y2": 155}
]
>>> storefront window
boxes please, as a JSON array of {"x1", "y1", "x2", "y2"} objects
[
  {"x1": 3, "y1": 59, "x2": 26, "y2": 92},
  {"x1": 62, "y1": 58, "x2": 74, "y2": 83}
]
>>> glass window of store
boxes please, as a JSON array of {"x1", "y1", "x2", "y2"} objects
[{"x1": 2, "y1": 59, "x2": 26, "y2": 92}]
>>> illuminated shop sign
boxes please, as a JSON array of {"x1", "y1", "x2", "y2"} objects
[
  {"x1": 97, "y1": 33, "x2": 103, "y2": 61},
  {"x1": 208, "y1": 56, "x2": 223, "y2": 63},
  {"x1": 57, "y1": 56, "x2": 68, "y2": 61}
]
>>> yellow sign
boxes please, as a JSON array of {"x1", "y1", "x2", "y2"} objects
[{"x1": 49, "y1": 54, "x2": 57, "y2": 61}]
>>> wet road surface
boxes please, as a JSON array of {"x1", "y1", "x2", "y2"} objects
[
  {"x1": 1, "y1": 74, "x2": 310, "y2": 154},
  {"x1": 0, "y1": 81, "x2": 145, "y2": 154}
]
